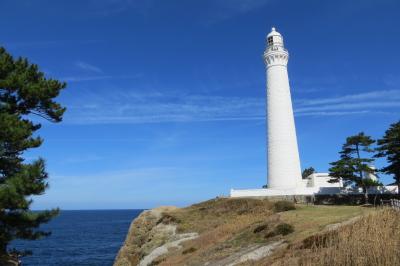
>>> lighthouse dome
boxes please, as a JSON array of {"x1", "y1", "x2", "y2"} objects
[
  {"x1": 267, "y1": 27, "x2": 284, "y2": 47},
  {"x1": 267, "y1": 27, "x2": 281, "y2": 37}
]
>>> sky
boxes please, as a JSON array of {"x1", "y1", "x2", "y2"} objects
[{"x1": 1, "y1": 0, "x2": 400, "y2": 209}]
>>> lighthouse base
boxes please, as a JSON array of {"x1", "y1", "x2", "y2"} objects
[
  {"x1": 230, "y1": 173, "x2": 399, "y2": 198},
  {"x1": 230, "y1": 187, "x2": 317, "y2": 197}
]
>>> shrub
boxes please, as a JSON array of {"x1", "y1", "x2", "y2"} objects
[
  {"x1": 266, "y1": 223, "x2": 294, "y2": 238},
  {"x1": 158, "y1": 213, "x2": 180, "y2": 224},
  {"x1": 182, "y1": 247, "x2": 197, "y2": 254},
  {"x1": 275, "y1": 223, "x2": 294, "y2": 235},
  {"x1": 273, "y1": 201, "x2": 296, "y2": 212},
  {"x1": 253, "y1": 224, "x2": 268, "y2": 234}
]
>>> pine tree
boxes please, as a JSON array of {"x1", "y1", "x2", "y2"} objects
[
  {"x1": 329, "y1": 132, "x2": 379, "y2": 204},
  {"x1": 375, "y1": 121, "x2": 400, "y2": 195},
  {"x1": 302, "y1": 167, "x2": 315, "y2": 179},
  {"x1": 0, "y1": 47, "x2": 66, "y2": 260}
]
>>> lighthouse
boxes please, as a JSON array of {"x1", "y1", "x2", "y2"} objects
[
  {"x1": 230, "y1": 28, "x2": 399, "y2": 198},
  {"x1": 263, "y1": 27, "x2": 302, "y2": 189}
]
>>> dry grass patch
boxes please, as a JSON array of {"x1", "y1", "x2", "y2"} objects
[
  {"x1": 167, "y1": 198, "x2": 275, "y2": 234},
  {"x1": 261, "y1": 208, "x2": 399, "y2": 266},
  {"x1": 157, "y1": 198, "x2": 279, "y2": 265}
]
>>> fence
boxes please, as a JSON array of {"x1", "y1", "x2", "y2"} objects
[{"x1": 391, "y1": 199, "x2": 400, "y2": 211}]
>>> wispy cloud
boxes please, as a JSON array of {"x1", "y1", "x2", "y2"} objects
[
  {"x1": 76, "y1": 61, "x2": 103, "y2": 73},
  {"x1": 61, "y1": 73, "x2": 142, "y2": 83},
  {"x1": 3, "y1": 40, "x2": 102, "y2": 49},
  {"x1": 296, "y1": 101, "x2": 400, "y2": 113},
  {"x1": 294, "y1": 89, "x2": 400, "y2": 116},
  {"x1": 65, "y1": 92, "x2": 265, "y2": 124},
  {"x1": 61, "y1": 89, "x2": 400, "y2": 124},
  {"x1": 62, "y1": 76, "x2": 112, "y2": 82},
  {"x1": 296, "y1": 90, "x2": 400, "y2": 106},
  {"x1": 297, "y1": 110, "x2": 375, "y2": 117}
]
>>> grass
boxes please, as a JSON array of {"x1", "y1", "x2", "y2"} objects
[
  {"x1": 152, "y1": 198, "x2": 374, "y2": 266},
  {"x1": 263, "y1": 208, "x2": 400, "y2": 266},
  {"x1": 279, "y1": 204, "x2": 373, "y2": 242},
  {"x1": 169, "y1": 198, "x2": 274, "y2": 234},
  {"x1": 273, "y1": 200, "x2": 296, "y2": 212}
]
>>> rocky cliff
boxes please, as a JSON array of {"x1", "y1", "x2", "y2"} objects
[{"x1": 114, "y1": 198, "x2": 382, "y2": 266}]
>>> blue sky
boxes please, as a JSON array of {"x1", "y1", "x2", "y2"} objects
[{"x1": 1, "y1": 0, "x2": 400, "y2": 209}]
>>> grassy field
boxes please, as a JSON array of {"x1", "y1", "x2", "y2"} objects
[
  {"x1": 279, "y1": 204, "x2": 373, "y2": 242},
  {"x1": 152, "y1": 198, "x2": 377, "y2": 265},
  {"x1": 261, "y1": 208, "x2": 400, "y2": 266}
]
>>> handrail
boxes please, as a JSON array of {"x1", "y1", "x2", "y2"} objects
[{"x1": 390, "y1": 199, "x2": 400, "y2": 211}]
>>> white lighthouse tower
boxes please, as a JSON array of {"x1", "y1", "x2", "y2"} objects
[
  {"x1": 230, "y1": 28, "x2": 399, "y2": 198},
  {"x1": 264, "y1": 27, "x2": 302, "y2": 190}
]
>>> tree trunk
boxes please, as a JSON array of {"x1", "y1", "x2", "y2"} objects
[
  {"x1": 356, "y1": 144, "x2": 364, "y2": 182},
  {"x1": 364, "y1": 188, "x2": 369, "y2": 204},
  {"x1": 397, "y1": 181, "x2": 400, "y2": 196},
  {"x1": 356, "y1": 144, "x2": 368, "y2": 204}
]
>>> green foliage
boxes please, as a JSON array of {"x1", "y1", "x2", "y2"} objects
[
  {"x1": 275, "y1": 223, "x2": 294, "y2": 236},
  {"x1": 266, "y1": 223, "x2": 294, "y2": 237},
  {"x1": 375, "y1": 121, "x2": 400, "y2": 194},
  {"x1": 253, "y1": 223, "x2": 268, "y2": 234},
  {"x1": 0, "y1": 47, "x2": 66, "y2": 257},
  {"x1": 302, "y1": 167, "x2": 315, "y2": 179},
  {"x1": 273, "y1": 200, "x2": 296, "y2": 212},
  {"x1": 329, "y1": 132, "x2": 377, "y2": 203}
]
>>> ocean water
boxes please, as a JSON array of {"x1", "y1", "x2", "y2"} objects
[{"x1": 11, "y1": 210, "x2": 143, "y2": 266}]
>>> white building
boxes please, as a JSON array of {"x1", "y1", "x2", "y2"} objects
[
  {"x1": 231, "y1": 171, "x2": 398, "y2": 197},
  {"x1": 230, "y1": 28, "x2": 398, "y2": 198}
]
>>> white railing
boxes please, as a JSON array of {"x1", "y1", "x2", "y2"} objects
[{"x1": 391, "y1": 199, "x2": 400, "y2": 211}]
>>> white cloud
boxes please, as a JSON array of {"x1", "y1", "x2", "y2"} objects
[
  {"x1": 294, "y1": 89, "x2": 400, "y2": 116},
  {"x1": 296, "y1": 110, "x2": 372, "y2": 117},
  {"x1": 63, "y1": 76, "x2": 112, "y2": 82},
  {"x1": 4, "y1": 40, "x2": 102, "y2": 49},
  {"x1": 62, "y1": 73, "x2": 142, "y2": 82},
  {"x1": 62, "y1": 89, "x2": 400, "y2": 124},
  {"x1": 295, "y1": 101, "x2": 400, "y2": 113},
  {"x1": 296, "y1": 90, "x2": 400, "y2": 106},
  {"x1": 76, "y1": 61, "x2": 103, "y2": 73},
  {"x1": 65, "y1": 92, "x2": 265, "y2": 124}
]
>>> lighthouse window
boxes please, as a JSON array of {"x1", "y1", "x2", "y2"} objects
[{"x1": 268, "y1": 37, "x2": 273, "y2": 45}]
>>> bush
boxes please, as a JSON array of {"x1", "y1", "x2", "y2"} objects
[
  {"x1": 182, "y1": 247, "x2": 197, "y2": 254},
  {"x1": 265, "y1": 223, "x2": 295, "y2": 238},
  {"x1": 273, "y1": 201, "x2": 296, "y2": 212},
  {"x1": 158, "y1": 213, "x2": 180, "y2": 224},
  {"x1": 253, "y1": 224, "x2": 268, "y2": 234},
  {"x1": 275, "y1": 223, "x2": 294, "y2": 235}
]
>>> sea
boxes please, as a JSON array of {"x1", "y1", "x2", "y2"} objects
[{"x1": 11, "y1": 209, "x2": 143, "y2": 266}]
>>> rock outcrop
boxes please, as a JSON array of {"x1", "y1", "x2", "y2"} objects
[{"x1": 114, "y1": 206, "x2": 198, "y2": 266}]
